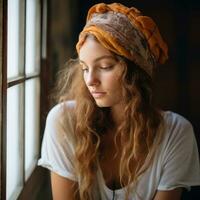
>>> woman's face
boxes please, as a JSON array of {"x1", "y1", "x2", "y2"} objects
[{"x1": 79, "y1": 37, "x2": 125, "y2": 108}]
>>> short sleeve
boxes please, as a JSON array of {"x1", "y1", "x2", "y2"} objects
[
  {"x1": 158, "y1": 114, "x2": 200, "y2": 191},
  {"x1": 38, "y1": 103, "x2": 77, "y2": 181}
]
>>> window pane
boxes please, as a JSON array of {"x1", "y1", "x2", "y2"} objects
[
  {"x1": 7, "y1": 0, "x2": 25, "y2": 79},
  {"x1": 6, "y1": 84, "x2": 24, "y2": 199},
  {"x1": 25, "y1": 78, "x2": 40, "y2": 180},
  {"x1": 25, "y1": 0, "x2": 41, "y2": 75}
]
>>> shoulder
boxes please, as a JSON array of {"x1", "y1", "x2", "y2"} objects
[
  {"x1": 45, "y1": 100, "x2": 76, "y2": 136},
  {"x1": 47, "y1": 100, "x2": 76, "y2": 117},
  {"x1": 162, "y1": 111, "x2": 193, "y2": 134},
  {"x1": 161, "y1": 111, "x2": 195, "y2": 150},
  {"x1": 47, "y1": 100, "x2": 76, "y2": 124},
  {"x1": 156, "y1": 111, "x2": 200, "y2": 190},
  {"x1": 38, "y1": 101, "x2": 77, "y2": 179}
]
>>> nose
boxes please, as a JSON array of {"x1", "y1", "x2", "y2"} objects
[{"x1": 85, "y1": 70, "x2": 100, "y2": 87}]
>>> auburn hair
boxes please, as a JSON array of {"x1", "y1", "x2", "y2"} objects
[{"x1": 52, "y1": 42, "x2": 164, "y2": 200}]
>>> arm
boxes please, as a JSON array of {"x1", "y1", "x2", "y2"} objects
[
  {"x1": 153, "y1": 188, "x2": 182, "y2": 200},
  {"x1": 51, "y1": 172, "x2": 80, "y2": 200}
]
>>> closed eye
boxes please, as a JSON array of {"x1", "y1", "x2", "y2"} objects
[
  {"x1": 99, "y1": 65, "x2": 115, "y2": 70},
  {"x1": 81, "y1": 65, "x2": 115, "y2": 72}
]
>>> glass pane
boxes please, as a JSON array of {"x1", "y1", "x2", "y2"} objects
[
  {"x1": 7, "y1": 0, "x2": 25, "y2": 79},
  {"x1": 6, "y1": 84, "x2": 24, "y2": 199},
  {"x1": 25, "y1": 78, "x2": 40, "y2": 180},
  {"x1": 25, "y1": 0, "x2": 41, "y2": 75}
]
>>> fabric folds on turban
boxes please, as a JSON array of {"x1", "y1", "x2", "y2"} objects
[{"x1": 76, "y1": 3, "x2": 168, "y2": 76}]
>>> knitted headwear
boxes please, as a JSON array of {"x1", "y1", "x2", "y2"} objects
[{"x1": 76, "y1": 3, "x2": 168, "y2": 76}]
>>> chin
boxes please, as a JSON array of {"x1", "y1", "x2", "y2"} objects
[{"x1": 95, "y1": 100, "x2": 111, "y2": 107}]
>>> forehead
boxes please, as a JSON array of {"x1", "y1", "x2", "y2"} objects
[{"x1": 79, "y1": 37, "x2": 114, "y2": 63}]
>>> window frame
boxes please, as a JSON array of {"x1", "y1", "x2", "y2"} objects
[
  {"x1": 1, "y1": 0, "x2": 51, "y2": 199},
  {"x1": 0, "y1": 0, "x2": 2, "y2": 196}
]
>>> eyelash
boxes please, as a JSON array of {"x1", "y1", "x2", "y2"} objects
[
  {"x1": 81, "y1": 65, "x2": 115, "y2": 72},
  {"x1": 100, "y1": 65, "x2": 114, "y2": 70}
]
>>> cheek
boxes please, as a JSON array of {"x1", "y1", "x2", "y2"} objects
[{"x1": 105, "y1": 72, "x2": 122, "y2": 88}]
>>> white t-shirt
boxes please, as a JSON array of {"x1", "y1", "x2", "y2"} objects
[{"x1": 38, "y1": 102, "x2": 200, "y2": 200}]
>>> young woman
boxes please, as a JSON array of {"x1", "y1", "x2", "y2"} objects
[{"x1": 38, "y1": 3, "x2": 200, "y2": 200}]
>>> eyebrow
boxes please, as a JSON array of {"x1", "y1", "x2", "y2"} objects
[{"x1": 79, "y1": 55, "x2": 116, "y2": 66}]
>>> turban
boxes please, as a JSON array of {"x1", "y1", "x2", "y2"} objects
[{"x1": 76, "y1": 3, "x2": 168, "y2": 76}]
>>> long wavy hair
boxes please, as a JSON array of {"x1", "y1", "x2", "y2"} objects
[{"x1": 53, "y1": 39, "x2": 164, "y2": 200}]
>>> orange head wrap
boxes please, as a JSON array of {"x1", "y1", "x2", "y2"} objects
[{"x1": 76, "y1": 3, "x2": 168, "y2": 76}]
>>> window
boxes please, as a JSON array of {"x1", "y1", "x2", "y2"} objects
[{"x1": 1, "y1": 0, "x2": 48, "y2": 199}]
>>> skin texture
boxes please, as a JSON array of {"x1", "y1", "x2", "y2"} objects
[
  {"x1": 153, "y1": 188, "x2": 182, "y2": 200},
  {"x1": 51, "y1": 37, "x2": 183, "y2": 199},
  {"x1": 79, "y1": 37, "x2": 125, "y2": 109},
  {"x1": 51, "y1": 172, "x2": 79, "y2": 200},
  {"x1": 79, "y1": 37, "x2": 126, "y2": 124}
]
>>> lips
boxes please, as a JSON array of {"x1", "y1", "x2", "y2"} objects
[{"x1": 91, "y1": 91, "x2": 106, "y2": 98}]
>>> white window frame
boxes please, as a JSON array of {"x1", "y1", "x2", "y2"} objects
[{"x1": 0, "y1": 0, "x2": 49, "y2": 199}]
